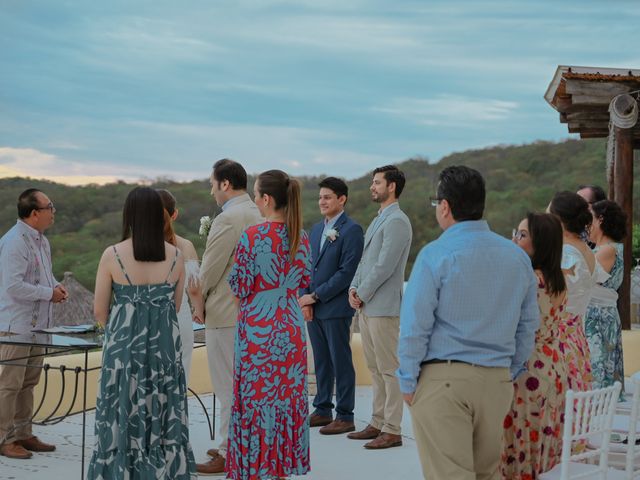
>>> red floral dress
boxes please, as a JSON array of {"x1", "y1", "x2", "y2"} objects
[
  {"x1": 225, "y1": 222, "x2": 311, "y2": 480},
  {"x1": 501, "y1": 278, "x2": 569, "y2": 479}
]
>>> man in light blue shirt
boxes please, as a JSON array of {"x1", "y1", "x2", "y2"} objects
[{"x1": 397, "y1": 166, "x2": 538, "y2": 480}]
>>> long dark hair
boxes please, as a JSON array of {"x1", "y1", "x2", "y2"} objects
[
  {"x1": 121, "y1": 187, "x2": 166, "y2": 261},
  {"x1": 527, "y1": 212, "x2": 566, "y2": 296},
  {"x1": 156, "y1": 189, "x2": 177, "y2": 246},
  {"x1": 257, "y1": 169, "x2": 302, "y2": 260}
]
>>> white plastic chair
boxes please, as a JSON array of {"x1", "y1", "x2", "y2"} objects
[
  {"x1": 605, "y1": 377, "x2": 640, "y2": 478},
  {"x1": 540, "y1": 381, "x2": 622, "y2": 480}
]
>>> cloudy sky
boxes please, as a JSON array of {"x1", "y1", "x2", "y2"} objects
[{"x1": 1, "y1": 1, "x2": 639, "y2": 185}]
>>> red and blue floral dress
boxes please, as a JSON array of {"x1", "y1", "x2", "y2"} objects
[{"x1": 226, "y1": 222, "x2": 311, "y2": 480}]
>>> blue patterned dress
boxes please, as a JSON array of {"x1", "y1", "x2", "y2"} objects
[
  {"x1": 88, "y1": 246, "x2": 197, "y2": 479},
  {"x1": 585, "y1": 242, "x2": 625, "y2": 390},
  {"x1": 226, "y1": 222, "x2": 311, "y2": 480}
]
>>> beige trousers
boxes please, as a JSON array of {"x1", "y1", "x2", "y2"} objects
[
  {"x1": 0, "y1": 341, "x2": 44, "y2": 445},
  {"x1": 410, "y1": 362, "x2": 513, "y2": 480},
  {"x1": 205, "y1": 327, "x2": 235, "y2": 458},
  {"x1": 358, "y1": 313, "x2": 403, "y2": 435}
]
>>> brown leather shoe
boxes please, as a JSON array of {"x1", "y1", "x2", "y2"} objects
[
  {"x1": 206, "y1": 448, "x2": 219, "y2": 458},
  {"x1": 196, "y1": 455, "x2": 225, "y2": 476},
  {"x1": 364, "y1": 432, "x2": 403, "y2": 449},
  {"x1": 347, "y1": 424, "x2": 381, "y2": 440},
  {"x1": 15, "y1": 436, "x2": 56, "y2": 452},
  {"x1": 309, "y1": 412, "x2": 332, "y2": 427},
  {"x1": 319, "y1": 419, "x2": 356, "y2": 435},
  {"x1": 0, "y1": 442, "x2": 32, "y2": 459}
]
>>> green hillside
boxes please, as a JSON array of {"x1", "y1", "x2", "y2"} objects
[{"x1": 1, "y1": 138, "x2": 636, "y2": 291}]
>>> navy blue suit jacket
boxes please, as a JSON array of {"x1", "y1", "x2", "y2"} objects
[{"x1": 303, "y1": 212, "x2": 364, "y2": 320}]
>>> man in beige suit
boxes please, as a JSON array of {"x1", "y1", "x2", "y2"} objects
[{"x1": 196, "y1": 159, "x2": 262, "y2": 476}]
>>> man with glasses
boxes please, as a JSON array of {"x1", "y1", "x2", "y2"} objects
[
  {"x1": 397, "y1": 166, "x2": 538, "y2": 479},
  {"x1": 0, "y1": 188, "x2": 67, "y2": 459}
]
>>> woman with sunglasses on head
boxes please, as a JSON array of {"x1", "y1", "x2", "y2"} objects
[
  {"x1": 548, "y1": 191, "x2": 608, "y2": 393},
  {"x1": 584, "y1": 199, "x2": 627, "y2": 390},
  {"x1": 502, "y1": 213, "x2": 569, "y2": 479}
]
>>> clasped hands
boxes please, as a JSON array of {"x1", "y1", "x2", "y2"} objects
[{"x1": 51, "y1": 284, "x2": 69, "y2": 303}]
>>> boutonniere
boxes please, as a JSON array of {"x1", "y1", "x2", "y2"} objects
[
  {"x1": 199, "y1": 216, "x2": 213, "y2": 237},
  {"x1": 324, "y1": 228, "x2": 339, "y2": 243}
]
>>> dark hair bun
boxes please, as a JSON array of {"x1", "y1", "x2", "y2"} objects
[{"x1": 549, "y1": 191, "x2": 592, "y2": 235}]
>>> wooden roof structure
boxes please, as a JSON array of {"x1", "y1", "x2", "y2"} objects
[
  {"x1": 545, "y1": 66, "x2": 640, "y2": 144},
  {"x1": 545, "y1": 65, "x2": 640, "y2": 329}
]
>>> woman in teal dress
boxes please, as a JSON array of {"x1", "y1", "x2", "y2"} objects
[
  {"x1": 88, "y1": 187, "x2": 196, "y2": 479},
  {"x1": 585, "y1": 199, "x2": 628, "y2": 390}
]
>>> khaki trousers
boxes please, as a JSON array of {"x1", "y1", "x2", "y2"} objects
[
  {"x1": 0, "y1": 341, "x2": 44, "y2": 445},
  {"x1": 205, "y1": 327, "x2": 235, "y2": 458},
  {"x1": 410, "y1": 362, "x2": 513, "y2": 480},
  {"x1": 358, "y1": 313, "x2": 403, "y2": 435}
]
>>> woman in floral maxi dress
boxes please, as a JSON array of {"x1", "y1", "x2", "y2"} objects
[
  {"x1": 226, "y1": 170, "x2": 311, "y2": 480},
  {"x1": 585, "y1": 199, "x2": 627, "y2": 390},
  {"x1": 89, "y1": 187, "x2": 196, "y2": 479},
  {"x1": 502, "y1": 213, "x2": 570, "y2": 479}
]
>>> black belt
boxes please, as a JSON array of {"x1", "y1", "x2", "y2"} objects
[{"x1": 420, "y1": 359, "x2": 476, "y2": 367}]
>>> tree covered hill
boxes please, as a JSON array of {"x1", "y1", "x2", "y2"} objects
[{"x1": 1, "y1": 138, "x2": 634, "y2": 290}]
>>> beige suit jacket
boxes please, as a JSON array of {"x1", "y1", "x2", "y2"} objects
[{"x1": 201, "y1": 193, "x2": 262, "y2": 328}]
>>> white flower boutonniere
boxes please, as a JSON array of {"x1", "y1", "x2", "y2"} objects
[
  {"x1": 199, "y1": 216, "x2": 213, "y2": 237},
  {"x1": 324, "y1": 228, "x2": 339, "y2": 243}
]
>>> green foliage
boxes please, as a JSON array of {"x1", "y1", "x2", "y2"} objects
[{"x1": 1, "y1": 138, "x2": 637, "y2": 290}]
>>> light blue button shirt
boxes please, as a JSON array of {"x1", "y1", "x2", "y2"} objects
[
  {"x1": 397, "y1": 220, "x2": 539, "y2": 394},
  {"x1": 320, "y1": 211, "x2": 344, "y2": 251}
]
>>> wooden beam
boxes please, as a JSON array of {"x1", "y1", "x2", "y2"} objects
[
  {"x1": 568, "y1": 124, "x2": 609, "y2": 134},
  {"x1": 571, "y1": 94, "x2": 621, "y2": 106},
  {"x1": 565, "y1": 79, "x2": 635, "y2": 97},
  {"x1": 565, "y1": 112, "x2": 611, "y2": 122},
  {"x1": 581, "y1": 133, "x2": 610, "y2": 139},
  {"x1": 613, "y1": 126, "x2": 634, "y2": 330}
]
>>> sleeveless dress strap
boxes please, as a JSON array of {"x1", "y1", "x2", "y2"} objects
[
  {"x1": 112, "y1": 246, "x2": 133, "y2": 286},
  {"x1": 165, "y1": 247, "x2": 179, "y2": 283}
]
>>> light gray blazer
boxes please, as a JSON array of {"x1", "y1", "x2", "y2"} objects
[{"x1": 350, "y1": 202, "x2": 412, "y2": 317}]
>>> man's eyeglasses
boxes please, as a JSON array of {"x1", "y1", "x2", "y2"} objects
[
  {"x1": 36, "y1": 203, "x2": 56, "y2": 213},
  {"x1": 512, "y1": 229, "x2": 528, "y2": 241},
  {"x1": 429, "y1": 197, "x2": 443, "y2": 207}
]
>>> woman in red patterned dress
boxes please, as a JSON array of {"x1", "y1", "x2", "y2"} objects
[
  {"x1": 501, "y1": 213, "x2": 570, "y2": 479},
  {"x1": 226, "y1": 170, "x2": 311, "y2": 480}
]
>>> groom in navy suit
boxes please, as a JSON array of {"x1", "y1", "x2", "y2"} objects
[{"x1": 299, "y1": 177, "x2": 364, "y2": 435}]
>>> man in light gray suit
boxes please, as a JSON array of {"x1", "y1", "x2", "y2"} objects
[
  {"x1": 196, "y1": 159, "x2": 263, "y2": 475},
  {"x1": 348, "y1": 165, "x2": 412, "y2": 450}
]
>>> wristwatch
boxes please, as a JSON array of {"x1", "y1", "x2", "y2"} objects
[{"x1": 311, "y1": 292, "x2": 319, "y2": 302}]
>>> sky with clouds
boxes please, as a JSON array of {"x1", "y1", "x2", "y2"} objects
[{"x1": 1, "y1": 0, "x2": 639, "y2": 184}]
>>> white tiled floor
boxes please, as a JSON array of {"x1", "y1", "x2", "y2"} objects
[{"x1": 0, "y1": 387, "x2": 423, "y2": 479}]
